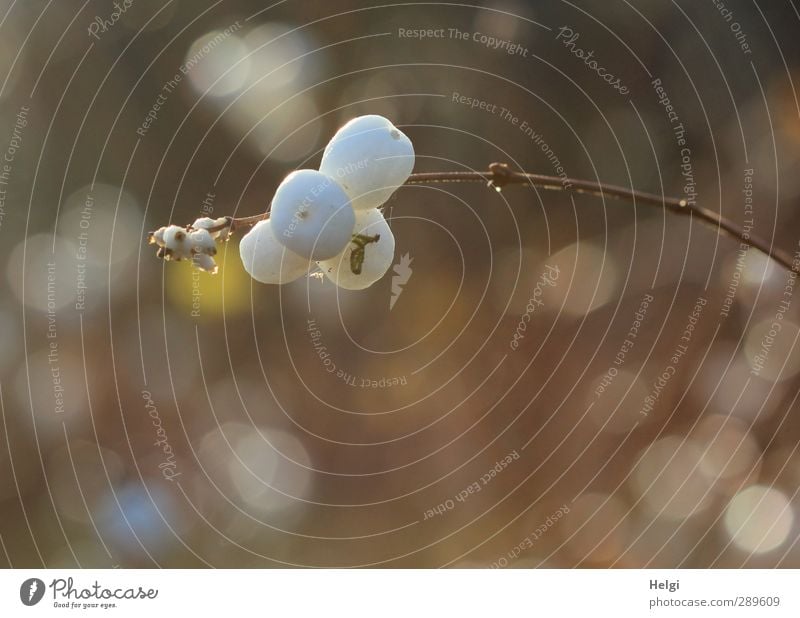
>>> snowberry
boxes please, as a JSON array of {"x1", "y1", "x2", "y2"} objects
[
  {"x1": 192, "y1": 216, "x2": 217, "y2": 230},
  {"x1": 189, "y1": 228, "x2": 217, "y2": 255},
  {"x1": 193, "y1": 216, "x2": 231, "y2": 241},
  {"x1": 161, "y1": 225, "x2": 193, "y2": 261},
  {"x1": 318, "y1": 208, "x2": 395, "y2": 290},
  {"x1": 239, "y1": 219, "x2": 311, "y2": 284},
  {"x1": 150, "y1": 227, "x2": 166, "y2": 246},
  {"x1": 319, "y1": 115, "x2": 414, "y2": 211},
  {"x1": 269, "y1": 169, "x2": 356, "y2": 260},
  {"x1": 193, "y1": 253, "x2": 218, "y2": 274}
]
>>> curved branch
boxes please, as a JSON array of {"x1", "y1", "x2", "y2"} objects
[
  {"x1": 194, "y1": 163, "x2": 799, "y2": 277},
  {"x1": 409, "y1": 163, "x2": 799, "y2": 276}
]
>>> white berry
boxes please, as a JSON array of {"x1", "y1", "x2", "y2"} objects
[
  {"x1": 162, "y1": 225, "x2": 192, "y2": 261},
  {"x1": 239, "y1": 219, "x2": 311, "y2": 284},
  {"x1": 189, "y1": 228, "x2": 217, "y2": 255},
  {"x1": 192, "y1": 217, "x2": 217, "y2": 230},
  {"x1": 193, "y1": 216, "x2": 230, "y2": 241},
  {"x1": 193, "y1": 253, "x2": 218, "y2": 274},
  {"x1": 320, "y1": 115, "x2": 414, "y2": 211},
  {"x1": 150, "y1": 226, "x2": 166, "y2": 246},
  {"x1": 269, "y1": 169, "x2": 356, "y2": 260},
  {"x1": 318, "y1": 208, "x2": 395, "y2": 290}
]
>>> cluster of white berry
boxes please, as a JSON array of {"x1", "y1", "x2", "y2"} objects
[
  {"x1": 148, "y1": 216, "x2": 230, "y2": 274},
  {"x1": 240, "y1": 114, "x2": 414, "y2": 289}
]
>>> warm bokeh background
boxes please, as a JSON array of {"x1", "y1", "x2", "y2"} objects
[{"x1": 1, "y1": 0, "x2": 800, "y2": 567}]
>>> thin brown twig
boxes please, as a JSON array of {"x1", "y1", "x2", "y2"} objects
[{"x1": 211, "y1": 162, "x2": 799, "y2": 276}]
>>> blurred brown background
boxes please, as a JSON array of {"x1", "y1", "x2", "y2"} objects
[{"x1": 1, "y1": 0, "x2": 800, "y2": 567}]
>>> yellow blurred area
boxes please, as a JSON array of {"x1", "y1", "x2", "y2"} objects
[{"x1": 167, "y1": 240, "x2": 253, "y2": 318}]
